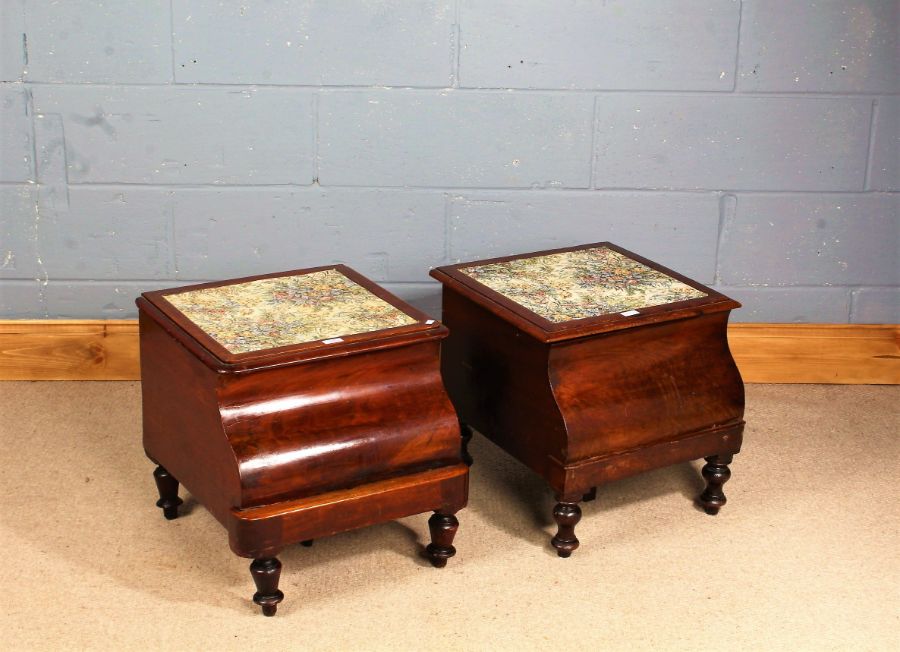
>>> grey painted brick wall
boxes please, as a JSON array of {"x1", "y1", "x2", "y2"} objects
[
  {"x1": 458, "y1": 1, "x2": 742, "y2": 91},
  {"x1": 30, "y1": 86, "x2": 316, "y2": 184},
  {"x1": 173, "y1": 1, "x2": 455, "y2": 86},
  {"x1": 447, "y1": 191, "x2": 721, "y2": 282},
  {"x1": 0, "y1": 0, "x2": 898, "y2": 324},
  {"x1": 593, "y1": 95, "x2": 872, "y2": 191}
]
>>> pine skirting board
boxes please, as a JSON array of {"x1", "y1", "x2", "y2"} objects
[{"x1": 0, "y1": 320, "x2": 897, "y2": 383}]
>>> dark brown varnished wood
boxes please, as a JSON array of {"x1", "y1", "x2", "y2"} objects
[
  {"x1": 551, "y1": 502, "x2": 582, "y2": 558},
  {"x1": 250, "y1": 557, "x2": 284, "y2": 617},
  {"x1": 698, "y1": 453, "x2": 733, "y2": 515},
  {"x1": 152, "y1": 465, "x2": 183, "y2": 520},
  {"x1": 431, "y1": 242, "x2": 745, "y2": 556},
  {"x1": 425, "y1": 512, "x2": 459, "y2": 568},
  {"x1": 435, "y1": 289, "x2": 569, "y2": 485},
  {"x1": 227, "y1": 465, "x2": 468, "y2": 558},
  {"x1": 137, "y1": 266, "x2": 468, "y2": 614}
]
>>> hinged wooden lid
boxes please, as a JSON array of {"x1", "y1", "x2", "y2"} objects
[
  {"x1": 138, "y1": 265, "x2": 445, "y2": 371},
  {"x1": 430, "y1": 242, "x2": 739, "y2": 343}
]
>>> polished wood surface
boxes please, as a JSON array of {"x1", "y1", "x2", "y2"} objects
[
  {"x1": 425, "y1": 512, "x2": 460, "y2": 568},
  {"x1": 221, "y1": 341, "x2": 460, "y2": 508},
  {"x1": 5, "y1": 319, "x2": 896, "y2": 383},
  {"x1": 152, "y1": 465, "x2": 183, "y2": 521},
  {"x1": 550, "y1": 312, "x2": 744, "y2": 463},
  {"x1": 551, "y1": 502, "x2": 582, "y2": 559},
  {"x1": 137, "y1": 267, "x2": 468, "y2": 614},
  {"x1": 431, "y1": 243, "x2": 746, "y2": 556},
  {"x1": 437, "y1": 290, "x2": 568, "y2": 484},
  {"x1": 699, "y1": 453, "x2": 734, "y2": 516},
  {"x1": 227, "y1": 465, "x2": 468, "y2": 558},
  {"x1": 249, "y1": 557, "x2": 283, "y2": 617}
]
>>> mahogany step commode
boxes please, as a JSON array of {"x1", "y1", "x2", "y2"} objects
[
  {"x1": 430, "y1": 242, "x2": 744, "y2": 557},
  {"x1": 137, "y1": 265, "x2": 468, "y2": 615}
]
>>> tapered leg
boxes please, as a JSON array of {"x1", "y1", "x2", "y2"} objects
[
  {"x1": 153, "y1": 465, "x2": 183, "y2": 520},
  {"x1": 582, "y1": 487, "x2": 597, "y2": 502},
  {"x1": 459, "y1": 421, "x2": 474, "y2": 466},
  {"x1": 425, "y1": 512, "x2": 459, "y2": 568},
  {"x1": 250, "y1": 557, "x2": 284, "y2": 616},
  {"x1": 699, "y1": 453, "x2": 733, "y2": 515},
  {"x1": 551, "y1": 502, "x2": 582, "y2": 558}
]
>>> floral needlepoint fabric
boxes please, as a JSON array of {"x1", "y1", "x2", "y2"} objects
[
  {"x1": 460, "y1": 247, "x2": 707, "y2": 323},
  {"x1": 164, "y1": 269, "x2": 417, "y2": 353}
]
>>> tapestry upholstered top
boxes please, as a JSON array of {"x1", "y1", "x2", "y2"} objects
[
  {"x1": 164, "y1": 269, "x2": 417, "y2": 354},
  {"x1": 459, "y1": 246, "x2": 706, "y2": 323}
]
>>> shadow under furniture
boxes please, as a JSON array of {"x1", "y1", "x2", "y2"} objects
[
  {"x1": 137, "y1": 265, "x2": 467, "y2": 615},
  {"x1": 431, "y1": 242, "x2": 744, "y2": 557}
]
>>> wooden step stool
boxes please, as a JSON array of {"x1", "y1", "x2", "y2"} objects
[
  {"x1": 430, "y1": 242, "x2": 744, "y2": 557},
  {"x1": 136, "y1": 265, "x2": 468, "y2": 615}
]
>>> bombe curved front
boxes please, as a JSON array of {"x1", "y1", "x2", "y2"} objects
[{"x1": 137, "y1": 265, "x2": 468, "y2": 616}]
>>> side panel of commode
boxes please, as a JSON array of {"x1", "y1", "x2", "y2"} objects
[
  {"x1": 438, "y1": 288, "x2": 568, "y2": 479},
  {"x1": 139, "y1": 308, "x2": 242, "y2": 524}
]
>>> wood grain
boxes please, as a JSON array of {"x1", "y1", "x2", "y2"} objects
[
  {"x1": 0, "y1": 320, "x2": 897, "y2": 383},
  {"x1": 135, "y1": 263, "x2": 469, "y2": 615},
  {"x1": 727, "y1": 324, "x2": 900, "y2": 384},
  {"x1": 435, "y1": 275, "x2": 746, "y2": 557},
  {"x1": 0, "y1": 320, "x2": 140, "y2": 380}
]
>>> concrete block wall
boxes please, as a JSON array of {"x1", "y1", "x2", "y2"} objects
[{"x1": 1, "y1": 1, "x2": 897, "y2": 323}]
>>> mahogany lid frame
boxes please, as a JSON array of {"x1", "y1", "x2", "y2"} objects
[
  {"x1": 137, "y1": 264, "x2": 446, "y2": 373},
  {"x1": 429, "y1": 242, "x2": 740, "y2": 343}
]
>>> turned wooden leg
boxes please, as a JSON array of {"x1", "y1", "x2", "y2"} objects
[
  {"x1": 250, "y1": 557, "x2": 284, "y2": 616},
  {"x1": 459, "y1": 421, "x2": 474, "y2": 466},
  {"x1": 582, "y1": 487, "x2": 597, "y2": 502},
  {"x1": 425, "y1": 512, "x2": 459, "y2": 568},
  {"x1": 699, "y1": 453, "x2": 733, "y2": 515},
  {"x1": 551, "y1": 502, "x2": 582, "y2": 558},
  {"x1": 152, "y1": 465, "x2": 183, "y2": 520}
]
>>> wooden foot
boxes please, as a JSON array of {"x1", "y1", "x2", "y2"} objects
[
  {"x1": 300, "y1": 539, "x2": 314, "y2": 547},
  {"x1": 582, "y1": 487, "x2": 597, "y2": 502},
  {"x1": 551, "y1": 502, "x2": 582, "y2": 558},
  {"x1": 250, "y1": 557, "x2": 284, "y2": 616},
  {"x1": 699, "y1": 454, "x2": 733, "y2": 515},
  {"x1": 459, "y1": 422, "x2": 474, "y2": 466},
  {"x1": 152, "y1": 465, "x2": 183, "y2": 520},
  {"x1": 425, "y1": 512, "x2": 459, "y2": 568}
]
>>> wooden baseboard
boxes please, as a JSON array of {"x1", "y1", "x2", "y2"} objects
[
  {"x1": 0, "y1": 320, "x2": 139, "y2": 381},
  {"x1": 726, "y1": 324, "x2": 899, "y2": 384},
  {"x1": 0, "y1": 320, "x2": 897, "y2": 384}
]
